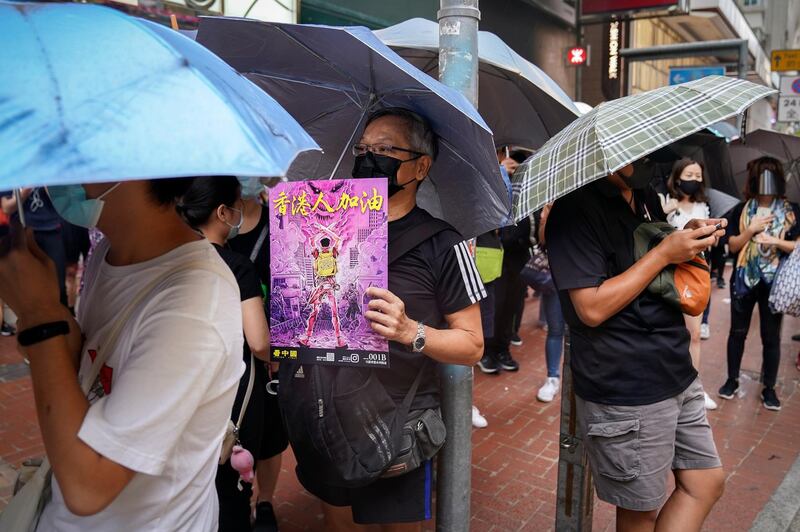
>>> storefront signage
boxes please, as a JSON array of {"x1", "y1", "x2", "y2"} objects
[{"x1": 582, "y1": 0, "x2": 680, "y2": 15}]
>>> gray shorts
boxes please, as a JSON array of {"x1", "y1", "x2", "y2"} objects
[{"x1": 576, "y1": 377, "x2": 722, "y2": 512}]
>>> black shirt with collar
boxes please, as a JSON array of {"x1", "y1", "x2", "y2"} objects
[{"x1": 545, "y1": 179, "x2": 696, "y2": 406}]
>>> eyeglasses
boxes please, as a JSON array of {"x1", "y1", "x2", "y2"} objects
[{"x1": 352, "y1": 143, "x2": 425, "y2": 158}]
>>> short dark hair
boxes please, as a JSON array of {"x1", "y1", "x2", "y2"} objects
[
  {"x1": 365, "y1": 107, "x2": 438, "y2": 160},
  {"x1": 148, "y1": 178, "x2": 196, "y2": 206},
  {"x1": 320, "y1": 237, "x2": 331, "y2": 247},
  {"x1": 176, "y1": 176, "x2": 241, "y2": 229},
  {"x1": 744, "y1": 156, "x2": 785, "y2": 200},
  {"x1": 667, "y1": 158, "x2": 708, "y2": 203}
]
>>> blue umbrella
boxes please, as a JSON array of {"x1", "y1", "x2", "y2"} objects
[
  {"x1": 0, "y1": 2, "x2": 320, "y2": 189},
  {"x1": 197, "y1": 17, "x2": 509, "y2": 238},
  {"x1": 375, "y1": 18, "x2": 579, "y2": 149}
]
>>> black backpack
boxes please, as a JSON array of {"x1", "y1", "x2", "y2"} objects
[{"x1": 278, "y1": 216, "x2": 451, "y2": 488}]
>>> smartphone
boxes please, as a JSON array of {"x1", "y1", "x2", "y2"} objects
[{"x1": 714, "y1": 222, "x2": 723, "y2": 231}]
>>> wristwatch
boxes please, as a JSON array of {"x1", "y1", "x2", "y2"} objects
[
  {"x1": 410, "y1": 321, "x2": 426, "y2": 353},
  {"x1": 18, "y1": 321, "x2": 70, "y2": 347}
]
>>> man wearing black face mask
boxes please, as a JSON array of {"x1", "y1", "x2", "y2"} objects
[
  {"x1": 545, "y1": 159, "x2": 728, "y2": 530},
  {"x1": 289, "y1": 108, "x2": 485, "y2": 531}
]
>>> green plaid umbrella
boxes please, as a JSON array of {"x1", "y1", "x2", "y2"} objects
[{"x1": 512, "y1": 76, "x2": 775, "y2": 220}]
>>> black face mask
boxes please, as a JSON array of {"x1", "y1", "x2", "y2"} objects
[
  {"x1": 351, "y1": 152, "x2": 418, "y2": 197},
  {"x1": 678, "y1": 180, "x2": 702, "y2": 196},
  {"x1": 620, "y1": 158, "x2": 656, "y2": 190}
]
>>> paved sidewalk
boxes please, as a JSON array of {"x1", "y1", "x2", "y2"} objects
[{"x1": 1, "y1": 284, "x2": 799, "y2": 531}]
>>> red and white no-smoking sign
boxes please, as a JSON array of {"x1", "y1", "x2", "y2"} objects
[{"x1": 778, "y1": 76, "x2": 800, "y2": 122}]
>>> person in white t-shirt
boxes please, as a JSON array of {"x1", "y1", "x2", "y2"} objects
[
  {"x1": 0, "y1": 179, "x2": 244, "y2": 531},
  {"x1": 660, "y1": 158, "x2": 717, "y2": 411}
]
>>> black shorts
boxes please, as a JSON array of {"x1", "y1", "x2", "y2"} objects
[
  {"x1": 258, "y1": 382, "x2": 289, "y2": 459},
  {"x1": 296, "y1": 460, "x2": 434, "y2": 524}
]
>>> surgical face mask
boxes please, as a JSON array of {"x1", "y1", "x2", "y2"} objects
[
  {"x1": 48, "y1": 183, "x2": 121, "y2": 228},
  {"x1": 678, "y1": 179, "x2": 702, "y2": 196},
  {"x1": 351, "y1": 152, "x2": 417, "y2": 197},
  {"x1": 619, "y1": 159, "x2": 655, "y2": 190},
  {"x1": 758, "y1": 169, "x2": 780, "y2": 196},
  {"x1": 223, "y1": 206, "x2": 243, "y2": 240},
  {"x1": 237, "y1": 177, "x2": 265, "y2": 199}
]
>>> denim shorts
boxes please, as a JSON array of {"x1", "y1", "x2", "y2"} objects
[{"x1": 576, "y1": 377, "x2": 722, "y2": 511}]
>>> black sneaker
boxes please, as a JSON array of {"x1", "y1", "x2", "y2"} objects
[
  {"x1": 0, "y1": 323, "x2": 15, "y2": 336},
  {"x1": 792, "y1": 333, "x2": 800, "y2": 342},
  {"x1": 253, "y1": 501, "x2": 279, "y2": 532},
  {"x1": 496, "y1": 350, "x2": 519, "y2": 372},
  {"x1": 718, "y1": 378, "x2": 739, "y2": 400},
  {"x1": 762, "y1": 388, "x2": 781, "y2": 411},
  {"x1": 716, "y1": 278, "x2": 726, "y2": 289},
  {"x1": 510, "y1": 334, "x2": 523, "y2": 346},
  {"x1": 477, "y1": 354, "x2": 499, "y2": 374}
]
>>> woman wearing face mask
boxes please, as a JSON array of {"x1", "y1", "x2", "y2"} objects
[
  {"x1": 718, "y1": 157, "x2": 800, "y2": 411},
  {"x1": 178, "y1": 176, "x2": 270, "y2": 531},
  {"x1": 661, "y1": 158, "x2": 717, "y2": 410}
]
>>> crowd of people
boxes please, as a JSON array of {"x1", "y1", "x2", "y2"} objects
[{"x1": 1, "y1": 110, "x2": 798, "y2": 532}]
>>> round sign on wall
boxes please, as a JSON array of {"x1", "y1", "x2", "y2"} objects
[{"x1": 792, "y1": 78, "x2": 800, "y2": 94}]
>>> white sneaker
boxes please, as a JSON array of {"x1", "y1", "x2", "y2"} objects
[
  {"x1": 537, "y1": 377, "x2": 560, "y2": 402},
  {"x1": 704, "y1": 392, "x2": 718, "y2": 410},
  {"x1": 700, "y1": 323, "x2": 710, "y2": 340},
  {"x1": 471, "y1": 406, "x2": 488, "y2": 428}
]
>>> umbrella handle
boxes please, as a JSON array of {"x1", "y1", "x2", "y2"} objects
[{"x1": 328, "y1": 94, "x2": 376, "y2": 180}]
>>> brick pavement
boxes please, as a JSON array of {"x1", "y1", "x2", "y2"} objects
[{"x1": 1, "y1": 283, "x2": 799, "y2": 531}]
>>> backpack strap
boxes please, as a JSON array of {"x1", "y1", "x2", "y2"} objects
[
  {"x1": 389, "y1": 218, "x2": 452, "y2": 265},
  {"x1": 249, "y1": 224, "x2": 269, "y2": 263}
]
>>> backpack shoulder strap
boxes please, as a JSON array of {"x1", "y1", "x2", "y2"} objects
[{"x1": 389, "y1": 218, "x2": 453, "y2": 265}]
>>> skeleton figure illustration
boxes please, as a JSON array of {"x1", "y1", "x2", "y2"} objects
[{"x1": 298, "y1": 221, "x2": 347, "y2": 348}]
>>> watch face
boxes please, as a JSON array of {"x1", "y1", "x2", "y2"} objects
[{"x1": 414, "y1": 338, "x2": 425, "y2": 350}]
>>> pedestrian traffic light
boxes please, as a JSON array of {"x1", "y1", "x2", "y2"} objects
[{"x1": 567, "y1": 46, "x2": 589, "y2": 66}]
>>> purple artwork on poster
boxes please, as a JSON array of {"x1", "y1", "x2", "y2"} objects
[{"x1": 269, "y1": 178, "x2": 390, "y2": 367}]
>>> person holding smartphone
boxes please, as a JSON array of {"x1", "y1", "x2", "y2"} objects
[{"x1": 718, "y1": 157, "x2": 800, "y2": 411}]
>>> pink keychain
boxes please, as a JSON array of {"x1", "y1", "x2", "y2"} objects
[{"x1": 230, "y1": 445, "x2": 254, "y2": 491}]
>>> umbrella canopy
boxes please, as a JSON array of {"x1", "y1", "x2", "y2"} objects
[
  {"x1": 512, "y1": 76, "x2": 775, "y2": 220},
  {"x1": 729, "y1": 130, "x2": 800, "y2": 203},
  {"x1": 707, "y1": 188, "x2": 741, "y2": 218},
  {"x1": 374, "y1": 18, "x2": 579, "y2": 149},
  {"x1": 0, "y1": 2, "x2": 320, "y2": 190},
  {"x1": 197, "y1": 17, "x2": 510, "y2": 238}
]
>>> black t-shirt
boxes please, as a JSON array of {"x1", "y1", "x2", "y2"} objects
[
  {"x1": 0, "y1": 188, "x2": 61, "y2": 231},
  {"x1": 385, "y1": 207, "x2": 484, "y2": 409},
  {"x1": 546, "y1": 179, "x2": 696, "y2": 406},
  {"x1": 228, "y1": 205, "x2": 270, "y2": 287},
  {"x1": 213, "y1": 243, "x2": 266, "y2": 444}
]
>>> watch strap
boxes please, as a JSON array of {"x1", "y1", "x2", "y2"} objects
[
  {"x1": 17, "y1": 321, "x2": 70, "y2": 347},
  {"x1": 411, "y1": 321, "x2": 425, "y2": 352}
]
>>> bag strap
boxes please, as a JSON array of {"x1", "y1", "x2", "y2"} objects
[
  {"x1": 249, "y1": 225, "x2": 269, "y2": 263},
  {"x1": 389, "y1": 218, "x2": 451, "y2": 265},
  {"x1": 80, "y1": 258, "x2": 236, "y2": 394},
  {"x1": 234, "y1": 353, "x2": 256, "y2": 429},
  {"x1": 398, "y1": 359, "x2": 429, "y2": 422}
]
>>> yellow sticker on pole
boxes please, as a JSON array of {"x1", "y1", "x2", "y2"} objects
[{"x1": 772, "y1": 50, "x2": 800, "y2": 72}]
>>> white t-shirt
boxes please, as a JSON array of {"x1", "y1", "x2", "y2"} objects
[
  {"x1": 38, "y1": 239, "x2": 244, "y2": 532},
  {"x1": 664, "y1": 195, "x2": 710, "y2": 230}
]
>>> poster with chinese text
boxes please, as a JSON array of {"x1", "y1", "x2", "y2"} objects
[{"x1": 269, "y1": 178, "x2": 390, "y2": 367}]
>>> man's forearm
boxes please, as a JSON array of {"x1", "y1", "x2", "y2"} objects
[
  {"x1": 569, "y1": 247, "x2": 670, "y2": 327},
  {"x1": 26, "y1": 335, "x2": 94, "y2": 489},
  {"x1": 419, "y1": 326, "x2": 483, "y2": 366}
]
